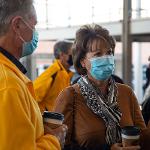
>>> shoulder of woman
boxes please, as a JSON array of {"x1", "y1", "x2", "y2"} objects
[
  {"x1": 56, "y1": 83, "x2": 80, "y2": 100},
  {"x1": 55, "y1": 84, "x2": 80, "y2": 111},
  {"x1": 116, "y1": 82, "x2": 133, "y2": 94}
]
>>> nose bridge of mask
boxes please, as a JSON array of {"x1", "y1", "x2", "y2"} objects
[
  {"x1": 31, "y1": 30, "x2": 39, "y2": 45},
  {"x1": 90, "y1": 55, "x2": 115, "y2": 67}
]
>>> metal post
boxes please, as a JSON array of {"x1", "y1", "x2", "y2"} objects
[
  {"x1": 134, "y1": 0, "x2": 143, "y2": 102},
  {"x1": 67, "y1": 0, "x2": 71, "y2": 27},
  {"x1": 45, "y1": 0, "x2": 48, "y2": 29},
  {"x1": 91, "y1": 0, "x2": 95, "y2": 23},
  {"x1": 136, "y1": 0, "x2": 141, "y2": 17},
  {"x1": 21, "y1": 55, "x2": 37, "y2": 80},
  {"x1": 122, "y1": 0, "x2": 132, "y2": 86}
]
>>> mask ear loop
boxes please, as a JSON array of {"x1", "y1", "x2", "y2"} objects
[
  {"x1": 20, "y1": 18, "x2": 37, "y2": 43},
  {"x1": 21, "y1": 18, "x2": 34, "y2": 31},
  {"x1": 18, "y1": 35, "x2": 26, "y2": 43}
]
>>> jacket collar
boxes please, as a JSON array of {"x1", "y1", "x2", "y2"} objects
[
  {"x1": 55, "y1": 59, "x2": 73, "y2": 77},
  {"x1": 55, "y1": 59, "x2": 65, "y2": 70},
  {"x1": 0, "y1": 52, "x2": 31, "y2": 84},
  {"x1": 0, "y1": 53, "x2": 36, "y2": 98},
  {"x1": 0, "y1": 47, "x2": 27, "y2": 74}
]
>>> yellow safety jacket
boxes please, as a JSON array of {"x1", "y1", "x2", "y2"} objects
[
  {"x1": 0, "y1": 53, "x2": 60, "y2": 150},
  {"x1": 34, "y1": 59, "x2": 73, "y2": 112}
]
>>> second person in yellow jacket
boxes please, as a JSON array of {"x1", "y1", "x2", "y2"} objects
[{"x1": 34, "y1": 40, "x2": 74, "y2": 112}]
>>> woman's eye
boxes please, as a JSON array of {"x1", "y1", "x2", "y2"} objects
[{"x1": 95, "y1": 51, "x2": 103, "y2": 56}]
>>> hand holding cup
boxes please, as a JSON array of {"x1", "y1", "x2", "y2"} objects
[
  {"x1": 111, "y1": 143, "x2": 140, "y2": 150},
  {"x1": 43, "y1": 111, "x2": 67, "y2": 148},
  {"x1": 121, "y1": 126, "x2": 140, "y2": 147}
]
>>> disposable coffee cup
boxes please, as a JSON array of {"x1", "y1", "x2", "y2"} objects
[
  {"x1": 121, "y1": 126, "x2": 140, "y2": 147},
  {"x1": 43, "y1": 111, "x2": 64, "y2": 129}
]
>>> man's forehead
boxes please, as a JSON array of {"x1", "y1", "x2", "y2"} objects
[
  {"x1": 27, "y1": 13, "x2": 37, "y2": 27},
  {"x1": 28, "y1": 6, "x2": 37, "y2": 24}
]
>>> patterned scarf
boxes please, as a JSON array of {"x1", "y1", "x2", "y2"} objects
[{"x1": 78, "y1": 76, "x2": 122, "y2": 145}]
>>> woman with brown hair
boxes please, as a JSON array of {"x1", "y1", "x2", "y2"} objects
[{"x1": 55, "y1": 24, "x2": 146, "y2": 150}]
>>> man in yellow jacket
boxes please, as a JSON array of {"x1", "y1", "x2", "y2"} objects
[
  {"x1": 34, "y1": 41, "x2": 74, "y2": 112},
  {"x1": 0, "y1": 0, "x2": 66, "y2": 149}
]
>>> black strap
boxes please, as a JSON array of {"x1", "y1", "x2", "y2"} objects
[
  {"x1": 64, "y1": 87, "x2": 81, "y2": 150},
  {"x1": 44, "y1": 72, "x2": 58, "y2": 111},
  {"x1": 71, "y1": 87, "x2": 77, "y2": 143},
  {"x1": 51, "y1": 72, "x2": 58, "y2": 86},
  {"x1": 70, "y1": 86, "x2": 81, "y2": 149}
]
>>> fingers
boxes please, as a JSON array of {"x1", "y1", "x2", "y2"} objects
[
  {"x1": 123, "y1": 145, "x2": 140, "y2": 150},
  {"x1": 62, "y1": 124, "x2": 68, "y2": 134},
  {"x1": 116, "y1": 143, "x2": 123, "y2": 147},
  {"x1": 111, "y1": 143, "x2": 140, "y2": 150},
  {"x1": 44, "y1": 124, "x2": 68, "y2": 148},
  {"x1": 54, "y1": 124, "x2": 67, "y2": 148},
  {"x1": 62, "y1": 124, "x2": 68, "y2": 130},
  {"x1": 111, "y1": 143, "x2": 123, "y2": 150},
  {"x1": 44, "y1": 123, "x2": 53, "y2": 134}
]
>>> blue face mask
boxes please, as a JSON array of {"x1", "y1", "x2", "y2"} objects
[
  {"x1": 21, "y1": 30, "x2": 38, "y2": 57},
  {"x1": 90, "y1": 55, "x2": 115, "y2": 80}
]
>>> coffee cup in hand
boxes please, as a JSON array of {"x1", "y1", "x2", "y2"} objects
[
  {"x1": 121, "y1": 126, "x2": 140, "y2": 147},
  {"x1": 43, "y1": 111, "x2": 64, "y2": 129}
]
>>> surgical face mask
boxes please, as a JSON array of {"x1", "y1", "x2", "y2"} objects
[
  {"x1": 19, "y1": 20, "x2": 39, "y2": 57},
  {"x1": 90, "y1": 55, "x2": 115, "y2": 80},
  {"x1": 21, "y1": 30, "x2": 38, "y2": 57},
  {"x1": 67, "y1": 55, "x2": 73, "y2": 66}
]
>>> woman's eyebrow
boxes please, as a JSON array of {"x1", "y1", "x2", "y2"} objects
[{"x1": 92, "y1": 51, "x2": 102, "y2": 55}]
